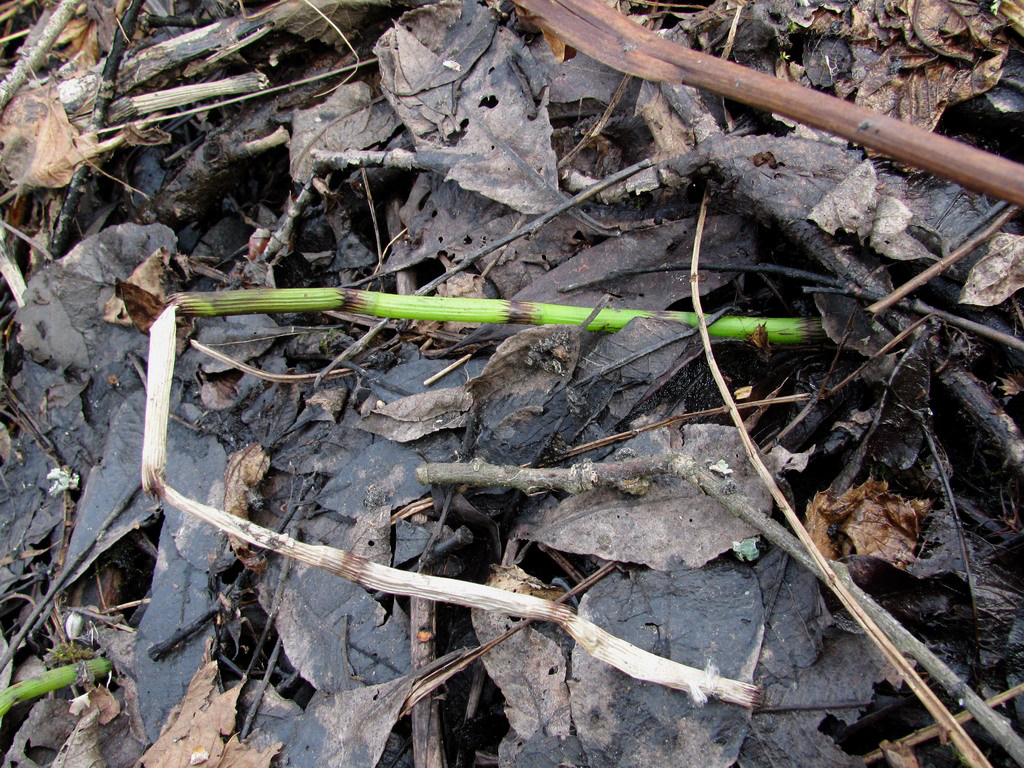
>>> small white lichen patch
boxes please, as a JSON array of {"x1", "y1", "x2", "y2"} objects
[
  {"x1": 47, "y1": 466, "x2": 79, "y2": 495},
  {"x1": 708, "y1": 459, "x2": 733, "y2": 476},
  {"x1": 732, "y1": 537, "x2": 761, "y2": 562}
]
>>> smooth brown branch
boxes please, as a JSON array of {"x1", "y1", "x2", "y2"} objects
[{"x1": 515, "y1": 0, "x2": 1024, "y2": 207}]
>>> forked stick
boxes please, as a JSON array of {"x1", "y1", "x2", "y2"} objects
[{"x1": 141, "y1": 305, "x2": 760, "y2": 707}]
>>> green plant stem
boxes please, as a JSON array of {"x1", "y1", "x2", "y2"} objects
[
  {"x1": 0, "y1": 657, "x2": 112, "y2": 718},
  {"x1": 173, "y1": 289, "x2": 824, "y2": 344}
]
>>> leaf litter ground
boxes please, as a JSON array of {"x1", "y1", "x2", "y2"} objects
[{"x1": 1, "y1": 0, "x2": 1024, "y2": 765}]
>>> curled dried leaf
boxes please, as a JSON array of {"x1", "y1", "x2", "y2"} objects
[
  {"x1": 0, "y1": 86, "x2": 100, "y2": 189},
  {"x1": 806, "y1": 479, "x2": 930, "y2": 569},
  {"x1": 959, "y1": 233, "x2": 1024, "y2": 307}
]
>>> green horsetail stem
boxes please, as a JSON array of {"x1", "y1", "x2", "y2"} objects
[
  {"x1": 0, "y1": 657, "x2": 112, "y2": 718},
  {"x1": 173, "y1": 288, "x2": 825, "y2": 344}
]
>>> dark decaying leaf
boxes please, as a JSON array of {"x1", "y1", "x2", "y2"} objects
[
  {"x1": 741, "y1": 633, "x2": 899, "y2": 768},
  {"x1": 743, "y1": 548, "x2": 900, "y2": 767},
  {"x1": 6, "y1": 696, "x2": 145, "y2": 768},
  {"x1": 468, "y1": 326, "x2": 580, "y2": 465},
  {"x1": 510, "y1": 215, "x2": 757, "y2": 309},
  {"x1": 289, "y1": 81, "x2": 400, "y2": 181},
  {"x1": 831, "y1": 329, "x2": 931, "y2": 488},
  {"x1": 472, "y1": 579, "x2": 572, "y2": 751},
  {"x1": 358, "y1": 386, "x2": 472, "y2": 442},
  {"x1": 375, "y1": 1, "x2": 563, "y2": 214},
  {"x1": 681, "y1": 134, "x2": 893, "y2": 294},
  {"x1": 250, "y1": 675, "x2": 415, "y2": 765},
  {"x1": 0, "y1": 434, "x2": 65, "y2": 595},
  {"x1": 514, "y1": 425, "x2": 762, "y2": 569},
  {"x1": 808, "y1": 160, "x2": 935, "y2": 262},
  {"x1": 257, "y1": 558, "x2": 411, "y2": 695},
  {"x1": 556, "y1": 317, "x2": 704, "y2": 446},
  {"x1": 16, "y1": 223, "x2": 176, "y2": 371},
  {"x1": 267, "y1": 0, "x2": 391, "y2": 49},
  {"x1": 806, "y1": 479, "x2": 931, "y2": 569},
  {"x1": 134, "y1": 503, "x2": 228, "y2": 740},
  {"x1": 568, "y1": 565, "x2": 762, "y2": 767},
  {"x1": 385, "y1": 174, "x2": 583, "y2": 294},
  {"x1": 194, "y1": 314, "x2": 284, "y2": 373}
]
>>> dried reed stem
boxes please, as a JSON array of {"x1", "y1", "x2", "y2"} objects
[{"x1": 141, "y1": 306, "x2": 760, "y2": 708}]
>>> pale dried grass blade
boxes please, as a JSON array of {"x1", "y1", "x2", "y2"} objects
[{"x1": 141, "y1": 306, "x2": 760, "y2": 708}]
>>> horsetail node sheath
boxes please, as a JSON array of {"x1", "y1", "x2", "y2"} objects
[{"x1": 172, "y1": 288, "x2": 825, "y2": 344}]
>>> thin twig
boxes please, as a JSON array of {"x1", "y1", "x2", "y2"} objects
[
  {"x1": 0, "y1": 0, "x2": 80, "y2": 113},
  {"x1": 807, "y1": 285, "x2": 1024, "y2": 354},
  {"x1": 264, "y1": 178, "x2": 318, "y2": 263},
  {"x1": 687, "y1": 191, "x2": 992, "y2": 767},
  {"x1": 920, "y1": 424, "x2": 980, "y2": 663},
  {"x1": 555, "y1": 393, "x2": 811, "y2": 461},
  {"x1": 51, "y1": 0, "x2": 147, "y2": 255},
  {"x1": 867, "y1": 205, "x2": 1020, "y2": 315},
  {"x1": 862, "y1": 681, "x2": 1024, "y2": 763}
]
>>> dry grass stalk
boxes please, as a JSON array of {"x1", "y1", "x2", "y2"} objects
[
  {"x1": 687, "y1": 194, "x2": 993, "y2": 767},
  {"x1": 142, "y1": 305, "x2": 760, "y2": 708}
]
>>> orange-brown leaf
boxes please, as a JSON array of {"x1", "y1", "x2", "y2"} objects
[{"x1": 805, "y1": 479, "x2": 930, "y2": 568}]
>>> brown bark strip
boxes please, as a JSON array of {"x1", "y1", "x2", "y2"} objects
[{"x1": 514, "y1": 0, "x2": 1024, "y2": 207}]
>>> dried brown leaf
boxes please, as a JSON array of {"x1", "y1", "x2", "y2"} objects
[
  {"x1": 959, "y1": 233, "x2": 1024, "y2": 306},
  {"x1": 835, "y1": 0, "x2": 1008, "y2": 130},
  {"x1": 223, "y1": 444, "x2": 271, "y2": 571},
  {"x1": 139, "y1": 661, "x2": 279, "y2": 768},
  {"x1": 52, "y1": 707, "x2": 102, "y2": 768},
  {"x1": 267, "y1": 0, "x2": 390, "y2": 50},
  {"x1": 55, "y1": 17, "x2": 100, "y2": 70},
  {"x1": 999, "y1": 372, "x2": 1024, "y2": 396},
  {"x1": 104, "y1": 247, "x2": 171, "y2": 329},
  {"x1": 358, "y1": 387, "x2": 472, "y2": 442},
  {"x1": 805, "y1": 479, "x2": 930, "y2": 568},
  {"x1": 879, "y1": 739, "x2": 922, "y2": 768},
  {"x1": 0, "y1": 86, "x2": 99, "y2": 189},
  {"x1": 541, "y1": 28, "x2": 576, "y2": 61}
]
